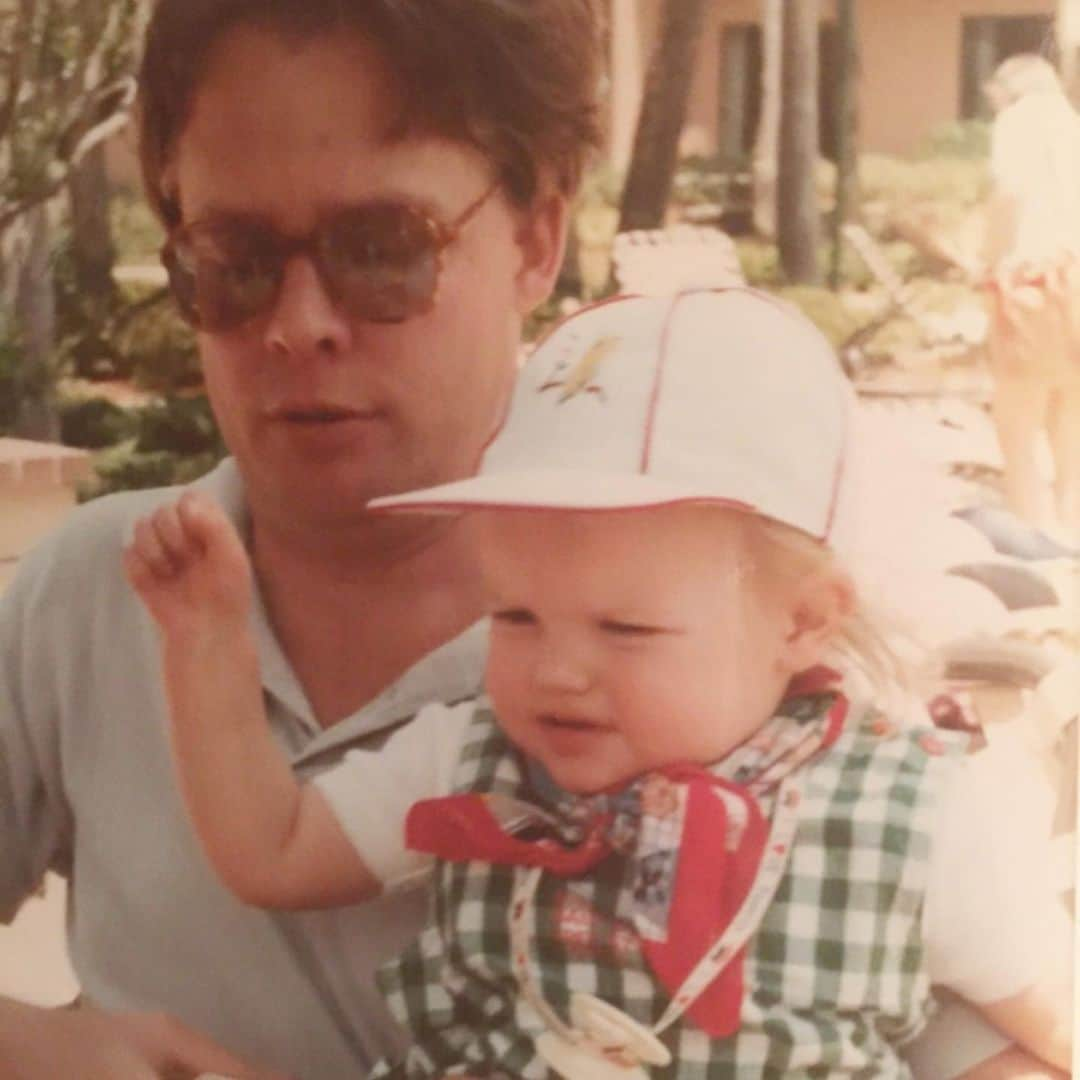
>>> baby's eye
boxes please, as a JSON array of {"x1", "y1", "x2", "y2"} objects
[
  {"x1": 491, "y1": 608, "x2": 536, "y2": 627},
  {"x1": 599, "y1": 619, "x2": 665, "y2": 637}
]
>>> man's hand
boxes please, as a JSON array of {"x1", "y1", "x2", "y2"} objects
[
  {"x1": 124, "y1": 490, "x2": 254, "y2": 641},
  {"x1": 0, "y1": 996, "x2": 292, "y2": 1079}
]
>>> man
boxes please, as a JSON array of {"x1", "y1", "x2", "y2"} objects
[
  {"x1": 1, "y1": 3, "x2": 1065, "y2": 1076},
  {"x1": 0, "y1": 1, "x2": 601, "y2": 1075}
]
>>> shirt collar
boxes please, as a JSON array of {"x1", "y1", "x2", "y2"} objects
[{"x1": 192, "y1": 459, "x2": 488, "y2": 756}]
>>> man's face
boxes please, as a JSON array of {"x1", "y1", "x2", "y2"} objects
[{"x1": 169, "y1": 25, "x2": 561, "y2": 529}]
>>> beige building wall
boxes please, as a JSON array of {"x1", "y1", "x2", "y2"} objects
[{"x1": 609, "y1": 1, "x2": 1054, "y2": 167}]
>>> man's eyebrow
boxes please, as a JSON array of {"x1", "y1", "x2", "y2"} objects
[{"x1": 183, "y1": 204, "x2": 268, "y2": 227}]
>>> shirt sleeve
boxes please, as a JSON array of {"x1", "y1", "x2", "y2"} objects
[
  {"x1": 0, "y1": 541, "x2": 75, "y2": 923},
  {"x1": 922, "y1": 734, "x2": 1067, "y2": 1003},
  {"x1": 312, "y1": 699, "x2": 476, "y2": 890}
]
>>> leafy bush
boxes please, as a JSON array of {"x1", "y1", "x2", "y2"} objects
[
  {"x1": 774, "y1": 286, "x2": 866, "y2": 348},
  {"x1": 916, "y1": 119, "x2": 992, "y2": 161},
  {"x1": 736, "y1": 237, "x2": 922, "y2": 291},
  {"x1": 113, "y1": 291, "x2": 201, "y2": 392},
  {"x1": 577, "y1": 162, "x2": 624, "y2": 209},
  {"x1": 110, "y1": 190, "x2": 166, "y2": 265},
  {"x1": 736, "y1": 239, "x2": 783, "y2": 288},
  {"x1": 0, "y1": 328, "x2": 20, "y2": 434},
  {"x1": 673, "y1": 154, "x2": 730, "y2": 208},
  {"x1": 135, "y1": 395, "x2": 224, "y2": 457},
  {"x1": 859, "y1": 153, "x2": 988, "y2": 222},
  {"x1": 59, "y1": 394, "x2": 138, "y2": 448},
  {"x1": 85, "y1": 444, "x2": 179, "y2": 496},
  {"x1": 81, "y1": 441, "x2": 224, "y2": 502}
]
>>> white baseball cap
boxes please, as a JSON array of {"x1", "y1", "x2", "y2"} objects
[{"x1": 370, "y1": 288, "x2": 854, "y2": 541}]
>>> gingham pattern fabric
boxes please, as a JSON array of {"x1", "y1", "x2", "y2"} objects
[{"x1": 371, "y1": 700, "x2": 963, "y2": 1079}]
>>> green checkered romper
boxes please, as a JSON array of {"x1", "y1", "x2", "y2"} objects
[{"x1": 372, "y1": 701, "x2": 963, "y2": 1079}]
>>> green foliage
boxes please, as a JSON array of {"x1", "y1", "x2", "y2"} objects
[
  {"x1": 1, "y1": 1, "x2": 146, "y2": 230},
  {"x1": 135, "y1": 395, "x2": 224, "y2": 457},
  {"x1": 774, "y1": 286, "x2": 866, "y2": 348},
  {"x1": 110, "y1": 190, "x2": 166, "y2": 264},
  {"x1": 77, "y1": 393, "x2": 226, "y2": 501},
  {"x1": 0, "y1": 330, "x2": 20, "y2": 435},
  {"x1": 113, "y1": 292, "x2": 201, "y2": 392},
  {"x1": 59, "y1": 393, "x2": 138, "y2": 448},
  {"x1": 736, "y1": 239, "x2": 783, "y2": 288},
  {"x1": 736, "y1": 237, "x2": 921, "y2": 291},
  {"x1": 916, "y1": 119, "x2": 992, "y2": 161},
  {"x1": 672, "y1": 154, "x2": 730, "y2": 207},
  {"x1": 85, "y1": 443, "x2": 185, "y2": 496},
  {"x1": 577, "y1": 163, "x2": 624, "y2": 210},
  {"x1": 82, "y1": 442, "x2": 224, "y2": 500},
  {"x1": 859, "y1": 153, "x2": 989, "y2": 218}
]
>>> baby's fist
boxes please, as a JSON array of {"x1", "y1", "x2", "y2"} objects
[{"x1": 124, "y1": 490, "x2": 253, "y2": 636}]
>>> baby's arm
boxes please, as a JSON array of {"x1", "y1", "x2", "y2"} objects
[{"x1": 124, "y1": 490, "x2": 379, "y2": 909}]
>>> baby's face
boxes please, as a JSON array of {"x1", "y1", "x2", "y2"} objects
[{"x1": 475, "y1": 506, "x2": 797, "y2": 795}]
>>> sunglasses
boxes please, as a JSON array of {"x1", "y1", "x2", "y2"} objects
[{"x1": 161, "y1": 182, "x2": 498, "y2": 332}]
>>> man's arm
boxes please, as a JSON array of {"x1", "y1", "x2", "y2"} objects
[
  {"x1": 0, "y1": 994, "x2": 292, "y2": 1079},
  {"x1": 923, "y1": 740, "x2": 1073, "y2": 1074},
  {"x1": 125, "y1": 491, "x2": 379, "y2": 910},
  {"x1": 975, "y1": 967, "x2": 1073, "y2": 1072}
]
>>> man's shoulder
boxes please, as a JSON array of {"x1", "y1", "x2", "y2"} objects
[{"x1": 6, "y1": 462, "x2": 239, "y2": 609}]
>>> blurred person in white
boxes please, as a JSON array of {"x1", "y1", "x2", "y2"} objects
[
  {"x1": 983, "y1": 52, "x2": 1080, "y2": 540},
  {"x1": 128, "y1": 289, "x2": 1072, "y2": 1079}
]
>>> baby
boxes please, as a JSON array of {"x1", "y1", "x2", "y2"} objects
[{"x1": 126, "y1": 289, "x2": 1070, "y2": 1077}]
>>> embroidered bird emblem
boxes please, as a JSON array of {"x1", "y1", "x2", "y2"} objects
[{"x1": 538, "y1": 335, "x2": 621, "y2": 402}]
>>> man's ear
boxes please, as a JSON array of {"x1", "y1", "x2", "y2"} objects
[
  {"x1": 512, "y1": 186, "x2": 570, "y2": 315},
  {"x1": 779, "y1": 569, "x2": 855, "y2": 674}
]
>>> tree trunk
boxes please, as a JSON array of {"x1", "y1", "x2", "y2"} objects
[
  {"x1": 618, "y1": 0, "x2": 711, "y2": 232},
  {"x1": 778, "y1": 0, "x2": 822, "y2": 284},
  {"x1": 1059, "y1": 0, "x2": 1080, "y2": 105},
  {"x1": 68, "y1": 142, "x2": 117, "y2": 308},
  {"x1": 13, "y1": 204, "x2": 60, "y2": 441},
  {"x1": 752, "y1": 0, "x2": 783, "y2": 238},
  {"x1": 829, "y1": 0, "x2": 858, "y2": 289}
]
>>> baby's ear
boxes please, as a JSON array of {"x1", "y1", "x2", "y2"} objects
[{"x1": 779, "y1": 569, "x2": 855, "y2": 673}]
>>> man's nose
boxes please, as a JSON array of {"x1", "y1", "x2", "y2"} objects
[{"x1": 263, "y1": 256, "x2": 352, "y2": 358}]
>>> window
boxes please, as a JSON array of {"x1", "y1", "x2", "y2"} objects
[{"x1": 719, "y1": 21, "x2": 840, "y2": 169}]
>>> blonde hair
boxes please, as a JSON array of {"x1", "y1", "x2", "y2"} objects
[{"x1": 739, "y1": 514, "x2": 918, "y2": 698}]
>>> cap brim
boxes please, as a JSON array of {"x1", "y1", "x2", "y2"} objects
[{"x1": 368, "y1": 469, "x2": 756, "y2": 516}]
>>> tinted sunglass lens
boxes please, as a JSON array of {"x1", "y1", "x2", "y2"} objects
[
  {"x1": 197, "y1": 257, "x2": 280, "y2": 329},
  {"x1": 322, "y1": 206, "x2": 440, "y2": 320}
]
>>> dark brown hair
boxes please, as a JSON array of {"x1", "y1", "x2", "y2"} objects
[{"x1": 137, "y1": 0, "x2": 605, "y2": 228}]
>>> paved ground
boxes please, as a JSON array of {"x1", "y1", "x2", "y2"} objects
[{"x1": 0, "y1": 876, "x2": 77, "y2": 1006}]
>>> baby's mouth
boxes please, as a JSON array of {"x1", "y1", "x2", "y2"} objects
[
  {"x1": 541, "y1": 714, "x2": 605, "y2": 732},
  {"x1": 278, "y1": 406, "x2": 366, "y2": 423}
]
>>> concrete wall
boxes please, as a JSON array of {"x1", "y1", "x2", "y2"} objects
[{"x1": 0, "y1": 440, "x2": 91, "y2": 591}]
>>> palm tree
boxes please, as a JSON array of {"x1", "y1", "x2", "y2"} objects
[
  {"x1": 618, "y1": 0, "x2": 710, "y2": 232},
  {"x1": 752, "y1": 0, "x2": 782, "y2": 238},
  {"x1": 829, "y1": 0, "x2": 858, "y2": 289},
  {"x1": 777, "y1": 0, "x2": 822, "y2": 284}
]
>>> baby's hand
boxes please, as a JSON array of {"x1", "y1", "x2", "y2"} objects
[{"x1": 124, "y1": 490, "x2": 253, "y2": 640}]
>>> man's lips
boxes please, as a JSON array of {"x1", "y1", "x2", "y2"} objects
[{"x1": 265, "y1": 404, "x2": 380, "y2": 424}]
